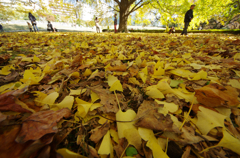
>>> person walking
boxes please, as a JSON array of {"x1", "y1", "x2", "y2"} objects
[
  {"x1": 181, "y1": 4, "x2": 195, "y2": 36},
  {"x1": 27, "y1": 22, "x2": 33, "y2": 32},
  {"x1": 28, "y1": 13, "x2": 39, "y2": 32},
  {"x1": 95, "y1": 17, "x2": 100, "y2": 33},
  {"x1": 47, "y1": 21, "x2": 54, "y2": 32},
  {"x1": 114, "y1": 14, "x2": 117, "y2": 33}
]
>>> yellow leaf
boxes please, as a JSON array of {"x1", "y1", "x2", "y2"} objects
[
  {"x1": 42, "y1": 92, "x2": 59, "y2": 107},
  {"x1": 157, "y1": 79, "x2": 197, "y2": 103},
  {"x1": 43, "y1": 65, "x2": 51, "y2": 73},
  {"x1": 189, "y1": 70, "x2": 207, "y2": 80},
  {"x1": 110, "y1": 129, "x2": 119, "y2": 144},
  {"x1": 155, "y1": 100, "x2": 178, "y2": 113},
  {"x1": 182, "y1": 53, "x2": 191, "y2": 59},
  {"x1": 69, "y1": 89, "x2": 86, "y2": 95},
  {"x1": 33, "y1": 55, "x2": 40, "y2": 62},
  {"x1": 196, "y1": 106, "x2": 226, "y2": 135},
  {"x1": 233, "y1": 53, "x2": 240, "y2": 61},
  {"x1": 116, "y1": 109, "x2": 142, "y2": 152},
  {"x1": 136, "y1": 56, "x2": 142, "y2": 67},
  {"x1": 138, "y1": 128, "x2": 169, "y2": 158},
  {"x1": 90, "y1": 103, "x2": 102, "y2": 111},
  {"x1": 146, "y1": 86, "x2": 165, "y2": 99},
  {"x1": 124, "y1": 128, "x2": 142, "y2": 152},
  {"x1": 108, "y1": 75, "x2": 123, "y2": 92},
  {"x1": 81, "y1": 41, "x2": 89, "y2": 48},
  {"x1": 153, "y1": 66, "x2": 165, "y2": 77},
  {"x1": 0, "y1": 83, "x2": 15, "y2": 93},
  {"x1": 202, "y1": 129, "x2": 240, "y2": 155},
  {"x1": 21, "y1": 57, "x2": 33, "y2": 62},
  {"x1": 0, "y1": 65, "x2": 12, "y2": 75},
  {"x1": 170, "y1": 69, "x2": 207, "y2": 80},
  {"x1": 57, "y1": 148, "x2": 87, "y2": 158},
  {"x1": 98, "y1": 131, "x2": 113, "y2": 158},
  {"x1": 88, "y1": 69, "x2": 98, "y2": 80},
  {"x1": 116, "y1": 109, "x2": 136, "y2": 138},
  {"x1": 138, "y1": 72, "x2": 147, "y2": 83},
  {"x1": 57, "y1": 96, "x2": 74, "y2": 110},
  {"x1": 83, "y1": 69, "x2": 92, "y2": 77},
  {"x1": 233, "y1": 70, "x2": 240, "y2": 77},
  {"x1": 69, "y1": 72, "x2": 80, "y2": 78},
  {"x1": 128, "y1": 77, "x2": 140, "y2": 85},
  {"x1": 75, "y1": 98, "x2": 92, "y2": 118},
  {"x1": 141, "y1": 66, "x2": 148, "y2": 75},
  {"x1": 33, "y1": 91, "x2": 47, "y2": 106},
  {"x1": 91, "y1": 91, "x2": 100, "y2": 103},
  {"x1": 21, "y1": 70, "x2": 44, "y2": 85},
  {"x1": 228, "y1": 79, "x2": 240, "y2": 89}
]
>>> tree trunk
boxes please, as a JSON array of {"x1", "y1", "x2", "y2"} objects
[{"x1": 118, "y1": 4, "x2": 130, "y2": 32}]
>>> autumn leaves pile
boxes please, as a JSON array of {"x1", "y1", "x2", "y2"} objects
[{"x1": 0, "y1": 32, "x2": 240, "y2": 158}]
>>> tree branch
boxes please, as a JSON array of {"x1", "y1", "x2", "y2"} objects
[
  {"x1": 128, "y1": 0, "x2": 136, "y2": 5},
  {"x1": 108, "y1": 5, "x2": 119, "y2": 12},
  {"x1": 114, "y1": 0, "x2": 120, "y2": 5},
  {"x1": 127, "y1": 0, "x2": 147, "y2": 15}
]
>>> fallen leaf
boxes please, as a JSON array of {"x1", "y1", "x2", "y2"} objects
[
  {"x1": 135, "y1": 101, "x2": 180, "y2": 133},
  {"x1": 98, "y1": 130, "x2": 113, "y2": 158},
  {"x1": 57, "y1": 148, "x2": 87, "y2": 158},
  {"x1": 15, "y1": 108, "x2": 71, "y2": 143},
  {"x1": 90, "y1": 122, "x2": 110, "y2": 143},
  {"x1": 196, "y1": 106, "x2": 226, "y2": 135},
  {"x1": 195, "y1": 83, "x2": 240, "y2": 108}
]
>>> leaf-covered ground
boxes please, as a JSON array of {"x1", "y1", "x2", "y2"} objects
[{"x1": 0, "y1": 32, "x2": 240, "y2": 158}]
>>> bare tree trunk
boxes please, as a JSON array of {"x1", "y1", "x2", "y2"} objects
[{"x1": 118, "y1": 2, "x2": 130, "y2": 32}]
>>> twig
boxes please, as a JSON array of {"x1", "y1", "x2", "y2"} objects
[{"x1": 179, "y1": 97, "x2": 195, "y2": 130}]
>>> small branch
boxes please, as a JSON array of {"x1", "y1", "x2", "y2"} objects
[
  {"x1": 108, "y1": 5, "x2": 119, "y2": 12},
  {"x1": 114, "y1": 0, "x2": 120, "y2": 5}
]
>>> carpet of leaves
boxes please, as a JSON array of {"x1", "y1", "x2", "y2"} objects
[{"x1": 0, "y1": 32, "x2": 240, "y2": 158}]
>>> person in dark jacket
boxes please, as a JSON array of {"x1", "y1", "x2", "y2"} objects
[
  {"x1": 47, "y1": 21, "x2": 54, "y2": 32},
  {"x1": 114, "y1": 14, "x2": 117, "y2": 33},
  {"x1": 28, "y1": 13, "x2": 39, "y2": 32},
  {"x1": 181, "y1": 5, "x2": 195, "y2": 36}
]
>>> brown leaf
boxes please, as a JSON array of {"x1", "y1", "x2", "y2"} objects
[
  {"x1": 135, "y1": 100, "x2": 181, "y2": 133},
  {"x1": 90, "y1": 121, "x2": 110, "y2": 143},
  {"x1": 0, "y1": 112, "x2": 7, "y2": 122},
  {"x1": 232, "y1": 108, "x2": 240, "y2": 128},
  {"x1": 106, "y1": 65, "x2": 127, "y2": 72},
  {"x1": 179, "y1": 126, "x2": 203, "y2": 145},
  {"x1": 129, "y1": 67, "x2": 139, "y2": 77},
  {"x1": 20, "y1": 134, "x2": 54, "y2": 158},
  {"x1": 113, "y1": 138, "x2": 128, "y2": 158},
  {"x1": 15, "y1": 108, "x2": 71, "y2": 143},
  {"x1": 71, "y1": 54, "x2": 83, "y2": 68},
  {"x1": 0, "y1": 88, "x2": 31, "y2": 113},
  {"x1": 195, "y1": 83, "x2": 240, "y2": 108},
  {"x1": 181, "y1": 146, "x2": 191, "y2": 158},
  {"x1": 0, "y1": 125, "x2": 28, "y2": 158},
  {"x1": 0, "y1": 54, "x2": 10, "y2": 66},
  {"x1": 87, "y1": 71, "x2": 105, "y2": 80},
  {"x1": 90, "y1": 86, "x2": 127, "y2": 113},
  {"x1": 0, "y1": 71, "x2": 20, "y2": 86}
]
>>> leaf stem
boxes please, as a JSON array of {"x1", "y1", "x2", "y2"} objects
[
  {"x1": 120, "y1": 143, "x2": 129, "y2": 158},
  {"x1": 179, "y1": 97, "x2": 195, "y2": 130}
]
